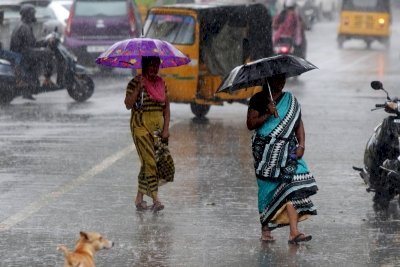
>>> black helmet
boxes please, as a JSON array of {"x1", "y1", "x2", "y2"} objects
[{"x1": 20, "y1": 4, "x2": 36, "y2": 23}]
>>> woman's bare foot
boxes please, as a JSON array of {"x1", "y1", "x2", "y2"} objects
[
  {"x1": 135, "y1": 192, "x2": 147, "y2": 211},
  {"x1": 151, "y1": 197, "x2": 164, "y2": 212},
  {"x1": 151, "y1": 201, "x2": 164, "y2": 212}
]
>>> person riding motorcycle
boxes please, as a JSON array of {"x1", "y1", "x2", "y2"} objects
[
  {"x1": 10, "y1": 4, "x2": 55, "y2": 100},
  {"x1": 272, "y1": 0, "x2": 307, "y2": 58}
]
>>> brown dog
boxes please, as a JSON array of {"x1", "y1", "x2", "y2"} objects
[{"x1": 57, "y1": 231, "x2": 113, "y2": 267}]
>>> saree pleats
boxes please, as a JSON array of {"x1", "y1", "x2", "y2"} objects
[{"x1": 258, "y1": 168, "x2": 318, "y2": 230}]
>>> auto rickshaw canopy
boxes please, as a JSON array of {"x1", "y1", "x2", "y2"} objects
[{"x1": 341, "y1": 0, "x2": 391, "y2": 13}]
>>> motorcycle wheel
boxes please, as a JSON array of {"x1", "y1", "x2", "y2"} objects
[
  {"x1": 373, "y1": 186, "x2": 395, "y2": 210},
  {"x1": 67, "y1": 75, "x2": 94, "y2": 102}
]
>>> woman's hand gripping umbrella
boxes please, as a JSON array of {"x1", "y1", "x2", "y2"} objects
[{"x1": 216, "y1": 54, "x2": 318, "y2": 118}]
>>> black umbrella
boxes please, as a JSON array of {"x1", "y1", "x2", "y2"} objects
[{"x1": 216, "y1": 54, "x2": 318, "y2": 93}]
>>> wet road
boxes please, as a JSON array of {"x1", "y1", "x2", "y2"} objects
[{"x1": 1, "y1": 14, "x2": 400, "y2": 267}]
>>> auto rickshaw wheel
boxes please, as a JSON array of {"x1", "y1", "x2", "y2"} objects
[
  {"x1": 365, "y1": 40, "x2": 372, "y2": 49},
  {"x1": 190, "y1": 103, "x2": 210, "y2": 119},
  {"x1": 337, "y1": 37, "x2": 344, "y2": 49},
  {"x1": 382, "y1": 38, "x2": 390, "y2": 49}
]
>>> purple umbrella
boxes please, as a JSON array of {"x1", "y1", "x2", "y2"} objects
[{"x1": 95, "y1": 38, "x2": 191, "y2": 69}]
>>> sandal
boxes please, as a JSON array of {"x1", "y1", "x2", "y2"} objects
[
  {"x1": 260, "y1": 228, "x2": 276, "y2": 243},
  {"x1": 135, "y1": 201, "x2": 148, "y2": 211},
  {"x1": 151, "y1": 201, "x2": 164, "y2": 212},
  {"x1": 288, "y1": 233, "x2": 312, "y2": 244},
  {"x1": 260, "y1": 235, "x2": 276, "y2": 243}
]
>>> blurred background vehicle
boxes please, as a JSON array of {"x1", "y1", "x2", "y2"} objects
[
  {"x1": 314, "y1": 0, "x2": 338, "y2": 20},
  {"x1": 63, "y1": 0, "x2": 142, "y2": 68},
  {"x1": 44, "y1": 0, "x2": 72, "y2": 40},
  {"x1": 337, "y1": 0, "x2": 391, "y2": 49},
  {"x1": 275, "y1": 0, "x2": 318, "y2": 30},
  {"x1": 0, "y1": 0, "x2": 64, "y2": 49},
  {"x1": 143, "y1": 3, "x2": 273, "y2": 118},
  {"x1": 297, "y1": 0, "x2": 319, "y2": 30},
  {"x1": 275, "y1": 0, "x2": 339, "y2": 24}
]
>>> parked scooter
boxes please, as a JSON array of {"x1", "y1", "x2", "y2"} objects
[
  {"x1": 0, "y1": 31, "x2": 94, "y2": 105},
  {"x1": 353, "y1": 81, "x2": 400, "y2": 210}
]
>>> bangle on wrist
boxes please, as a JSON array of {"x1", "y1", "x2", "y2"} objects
[{"x1": 297, "y1": 145, "x2": 305, "y2": 149}]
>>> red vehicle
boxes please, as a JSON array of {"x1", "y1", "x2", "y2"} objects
[{"x1": 273, "y1": 37, "x2": 295, "y2": 55}]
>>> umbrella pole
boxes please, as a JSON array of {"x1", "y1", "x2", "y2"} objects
[{"x1": 265, "y1": 81, "x2": 279, "y2": 119}]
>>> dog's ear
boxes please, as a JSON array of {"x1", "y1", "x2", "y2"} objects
[{"x1": 80, "y1": 231, "x2": 89, "y2": 240}]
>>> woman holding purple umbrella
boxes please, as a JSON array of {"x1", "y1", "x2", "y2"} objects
[
  {"x1": 247, "y1": 74, "x2": 318, "y2": 244},
  {"x1": 124, "y1": 56, "x2": 175, "y2": 212}
]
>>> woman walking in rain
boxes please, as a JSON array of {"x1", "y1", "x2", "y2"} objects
[
  {"x1": 124, "y1": 56, "x2": 174, "y2": 212},
  {"x1": 247, "y1": 73, "x2": 318, "y2": 244}
]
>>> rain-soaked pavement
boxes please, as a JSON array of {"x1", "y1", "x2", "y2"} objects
[{"x1": 1, "y1": 12, "x2": 400, "y2": 267}]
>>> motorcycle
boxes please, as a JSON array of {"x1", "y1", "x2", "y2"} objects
[
  {"x1": 0, "y1": 32, "x2": 94, "y2": 105},
  {"x1": 273, "y1": 36, "x2": 306, "y2": 62},
  {"x1": 353, "y1": 81, "x2": 400, "y2": 210}
]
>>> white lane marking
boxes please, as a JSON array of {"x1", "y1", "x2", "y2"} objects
[
  {"x1": 0, "y1": 147, "x2": 131, "y2": 232},
  {"x1": 0, "y1": 120, "x2": 180, "y2": 231}
]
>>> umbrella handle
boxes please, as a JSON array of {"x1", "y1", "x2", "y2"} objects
[{"x1": 266, "y1": 82, "x2": 279, "y2": 118}]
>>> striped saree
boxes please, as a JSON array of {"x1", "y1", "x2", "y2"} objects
[
  {"x1": 127, "y1": 77, "x2": 174, "y2": 199},
  {"x1": 251, "y1": 92, "x2": 318, "y2": 230}
]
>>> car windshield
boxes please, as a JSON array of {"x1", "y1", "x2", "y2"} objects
[
  {"x1": 36, "y1": 6, "x2": 56, "y2": 19},
  {"x1": 61, "y1": 3, "x2": 71, "y2": 10},
  {"x1": 343, "y1": 0, "x2": 390, "y2": 12},
  {"x1": 2, "y1": 6, "x2": 20, "y2": 20},
  {"x1": 74, "y1": 0, "x2": 127, "y2": 17},
  {"x1": 2, "y1": 5, "x2": 55, "y2": 20},
  {"x1": 144, "y1": 14, "x2": 195, "y2": 45}
]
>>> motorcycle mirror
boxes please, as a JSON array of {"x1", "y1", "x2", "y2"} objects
[
  {"x1": 371, "y1": 81, "x2": 383, "y2": 90},
  {"x1": 371, "y1": 80, "x2": 391, "y2": 100}
]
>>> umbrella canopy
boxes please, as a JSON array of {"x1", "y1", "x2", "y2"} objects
[
  {"x1": 216, "y1": 54, "x2": 318, "y2": 93},
  {"x1": 95, "y1": 38, "x2": 191, "y2": 69}
]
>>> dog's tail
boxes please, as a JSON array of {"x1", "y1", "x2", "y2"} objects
[{"x1": 56, "y1": 244, "x2": 70, "y2": 256}]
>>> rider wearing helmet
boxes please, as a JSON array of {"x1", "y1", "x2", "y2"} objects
[
  {"x1": 10, "y1": 4, "x2": 55, "y2": 100},
  {"x1": 272, "y1": 0, "x2": 307, "y2": 58}
]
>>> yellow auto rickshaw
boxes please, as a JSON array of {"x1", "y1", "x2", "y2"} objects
[
  {"x1": 337, "y1": 0, "x2": 391, "y2": 49},
  {"x1": 142, "y1": 3, "x2": 273, "y2": 118}
]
